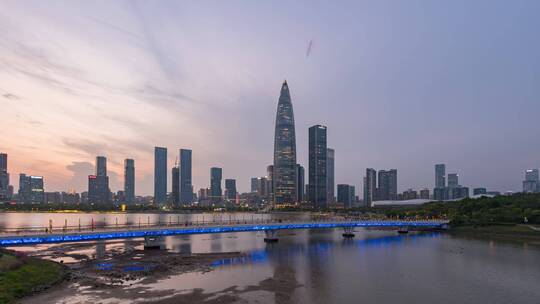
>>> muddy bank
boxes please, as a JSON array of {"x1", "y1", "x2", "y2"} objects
[{"x1": 19, "y1": 240, "x2": 247, "y2": 303}]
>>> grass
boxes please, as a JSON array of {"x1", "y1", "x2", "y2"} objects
[
  {"x1": 0, "y1": 251, "x2": 65, "y2": 304},
  {"x1": 450, "y1": 224, "x2": 540, "y2": 240}
]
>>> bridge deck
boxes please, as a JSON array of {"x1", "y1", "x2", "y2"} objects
[{"x1": 0, "y1": 219, "x2": 448, "y2": 246}]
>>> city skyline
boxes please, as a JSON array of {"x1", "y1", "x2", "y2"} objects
[{"x1": 1, "y1": 1, "x2": 540, "y2": 194}]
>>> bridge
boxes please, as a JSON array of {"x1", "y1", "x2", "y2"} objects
[{"x1": 0, "y1": 218, "x2": 448, "y2": 247}]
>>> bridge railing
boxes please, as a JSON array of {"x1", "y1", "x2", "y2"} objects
[{"x1": 0, "y1": 217, "x2": 448, "y2": 237}]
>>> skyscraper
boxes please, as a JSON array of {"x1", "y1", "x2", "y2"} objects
[
  {"x1": 273, "y1": 81, "x2": 297, "y2": 204},
  {"x1": 251, "y1": 177, "x2": 259, "y2": 193},
  {"x1": 225, "y1": 179, "x2": 237, "y2": 200},
  {"x1": 296, "y1": 164, "x2": 305, "y2": 202},
  {"x1": 88, "y1": 157, "x2": 110, "y2": 204},
  {"x1": 448, "y1": 173, "x2": 459, "y2": 187},
  {"x1": 154, "y1": 147, "x2": 167, "y2": 205},
  {"x1": 18, "y1": 174, "x2": 44, "y2": 204},
  {"x1": 180, "y1": 149, "x2": 193, "y2": 205},
  {"x1": 210, "y1": 167, "x2": 222, "y2": 201},
  {"x1": 96, "y1": 156, "x2": 107, "y2": 177},
  {"x1": 434, "y1": 164, "x2": 447, "y2": 201},
  {"x1": 267, "y1": 165, "x2": 274, "y2": 200},
  {"x1": 172, "y1": 165, "x2": 180, "y2": 206},
  {"x1": 523, "y1": 169, "x2": 539, "y2": 193},
  {"x1": 0, "y1": 153, "x2": 9, "y2": 201},
  {"x1": 326, "y1": 148, "x2": 335, "y2": 203},
  {"x1": 124, "y1": 159, "x2": 135, "y2": 203},
  {"x1": 308, "y1": 125, "x2": 327, "y2": 208},
  {"x1": 435, "y1": 164, "x2": 446, "y2": 188},
  {"x1": 364, "y1": 168, "x2": 377, "y2": 207},
  {"x1": 377, "y1": 169, "x2": 397, "y2": 200},
  {"x1": 337, "y1": 184, "x2": 355, "y2": 208}
]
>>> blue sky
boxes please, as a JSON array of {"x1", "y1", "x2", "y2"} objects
[{"x1": 0, "y1": 0, "x2": 539, "y2": 194}]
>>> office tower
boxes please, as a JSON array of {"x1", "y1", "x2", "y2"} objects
[
  {"x1": 225, "y1": 179, "x2": 237, "y2": 200},
  {"x1": 296, "y1": 164, "x2": 305, "y2": 202},
  {"x1": 0, "y1": 153, "x2": 9, "y2": 201},
  {"x1": 419, "y1": 188, "x2": 430, "y2": 200},
  {"x1": 364, "y1": 168, "x2": 377, "y2": 207},
  {"x1": 96, "y1": 156, "x2": 107, "y2": 176},
  {"x1": 18, "y1": 174, "x2": 44, "y2": 204},
  {"x1": 337, "y1": 184, "x2": 355, "y2": 208},
  {"x1": 88, "y1": 157, "x2": 110, "y2": 204},
  {"x1": 308, "y1": 125, "x2": 327, "y2": 208},
  {"x1": 473, "y1": 188, "x2": 487, "y2": 195},
  {"x1": 273, "y1": 81, "x2": 297, "y2": 204},
  {"x1": 180, "y1": 149, "x2": 193, "y2": 205},
  {"x1": 253, "y1": 177, "x2": 268, "y2": 197},
  {"x1": 377, "y1": 169, "x2": 397, "y2": 200},
  {"x1": 525, "y1": 169, "x2": 539, "y2": 181},
  {"x1": 523, "y1": 169, "x2": 539, "y2": 193},
  {"x1": 0, "y1": 153, "x2": 6, "y2": 172},
  {"x1": 251, "y1": 178, "x2": 259, "y2": 193},
  {"x1": 434, "y1": 164, "x2": 447, "y2": 201},
  {"x1": 435, "y1": 164, "x2": 446, "y2": 188},
  {"x1": 267, "y1": 165, "x2": 274, "y2": 200},
  {"x1": 448, "y1": 173, "x2": 459, "y2": 188},
  {"x1": 172, "y1": 165, "x2": 180, "y2": 206},
  {"x1": 210, "y1": 167, "x2": 222, "y2": 201},
  {"x1": 154, "y1": 147, "x2": 167, "y2": 204},
  {"x1": 326, "y1": 148, "x2": 335, "y2": 203},
  {"x1": 124, "y1": 159, "x2": 135, "y2": 203}
]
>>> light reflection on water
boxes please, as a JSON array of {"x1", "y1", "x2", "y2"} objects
[{"x1": 5, "y1": 212, "x2": 540, "y2": 304}]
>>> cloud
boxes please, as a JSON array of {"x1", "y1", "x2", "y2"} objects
[{"x1": 65, "y1": 161, "x2": 94, "y2": 191}]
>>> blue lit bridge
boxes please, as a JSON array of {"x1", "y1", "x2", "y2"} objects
[{"x1": 0, "y1": 218, "x2": 448, "y2": 247}]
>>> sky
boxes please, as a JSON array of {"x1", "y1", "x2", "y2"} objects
[{"x1": 1, "y1": 0, "x2": 539, "y2": 195}]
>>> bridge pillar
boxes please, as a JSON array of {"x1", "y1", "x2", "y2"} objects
[
  {"x1": 144, "y1": 236, "x2": 164, "y2": 250},
  {"x1": 263, "y1": 230, "x2": 279, "y2": 243},
  {"x1": 342, "y1": 226, "x2": 355, "y2": 238}
]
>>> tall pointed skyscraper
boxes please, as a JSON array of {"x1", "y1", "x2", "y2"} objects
[{"x1": 273, "y1": 81, "x2": 297, "y2": 204}]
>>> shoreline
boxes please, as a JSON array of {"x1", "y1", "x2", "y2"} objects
[{"x1": 448, "y1": 224, "x2": 540, "y2": 244}]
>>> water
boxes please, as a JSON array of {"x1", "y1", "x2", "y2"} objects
[{"x1": 3, "y1": 212, "x2": 540, "y2": 304}]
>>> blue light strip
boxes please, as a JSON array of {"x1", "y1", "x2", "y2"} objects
[{"x1": 0, "y1": 221, "x2": 446, "y2": 246}]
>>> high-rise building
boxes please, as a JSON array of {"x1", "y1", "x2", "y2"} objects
[
  {"x1": 296, "y1": 164, "x2": 305, "y2": 202},
  {"x1": 273, "y1": 81, "x2": 297, "y2": 204},
  {"x1": 0, "y1": 153, "x2": 9, "y2": 201},
  {"x1": 88, "y1": 157, "x2": 110, "y2": 204},
  {"x1": 124, "y1": 159, "x2": 135, "y2": 203},
  {"x1": 435, "y1": 164, "x2": 446, "y2": 188},
  {"x1": 154, "y1": 147, "x2": 167, "y2": 205},
  {"x1": 308, "y1": 125, "x2": 327, "y2": 208},
  {"x1": 448, "y1": 173, "x2": 459, "y2": 188},
  {"x1": 377, "y1": 169, "x2": 397, "y2": 200},
  {"x1": 250, "y1": 178, "x2": 259, "y2": 193},
  {"x1": 180, "y1": 149, "x2": 193, "y2": 205},
  {"x1": 18, "y1": 174, "x2": 44, "y2": 204},
  {"x1": 523, "y1": 169, "x2": 539, "y2": 193},
  {"x1": 326, "y1": 148, "x2": 335, "y2": 204},
  {"x1": 419, "y1": 188, "x2": 430, "y2": 200},
  {"x1": 96, "y1": 156, "x2": 107, "y2": 177},
  {"x1": 434, "y1": 164, "x2": 447, "y2": 201},
  {"x1": 267, "y1": 165, "x2": 274, "y2": 200},
  {"x1": 210, "y1": 167, "x2": 222, "y2": 201},
  {"x1": 337, "y1": 184, "x2": 355, "y2": 208},
  {"x1": 364, "y1": 168, "x2": 377, "y2": 207},
  {"x1": 171, "y1": 165, "x2": 180, "y2": 206},
  {"x1": 0, "y1": 153, "x2": 6, "y2": 172},
  {"x1": 225, "y1": 179, "x2": 237, "y2": 200}
]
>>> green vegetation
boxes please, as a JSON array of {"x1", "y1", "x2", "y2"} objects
[
  {"x1": 0, "y1": 250, "x2": 64, "y2": 304},
  {"x1": 373, "y1": 193, "x2": 540, "y2": 226}
]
